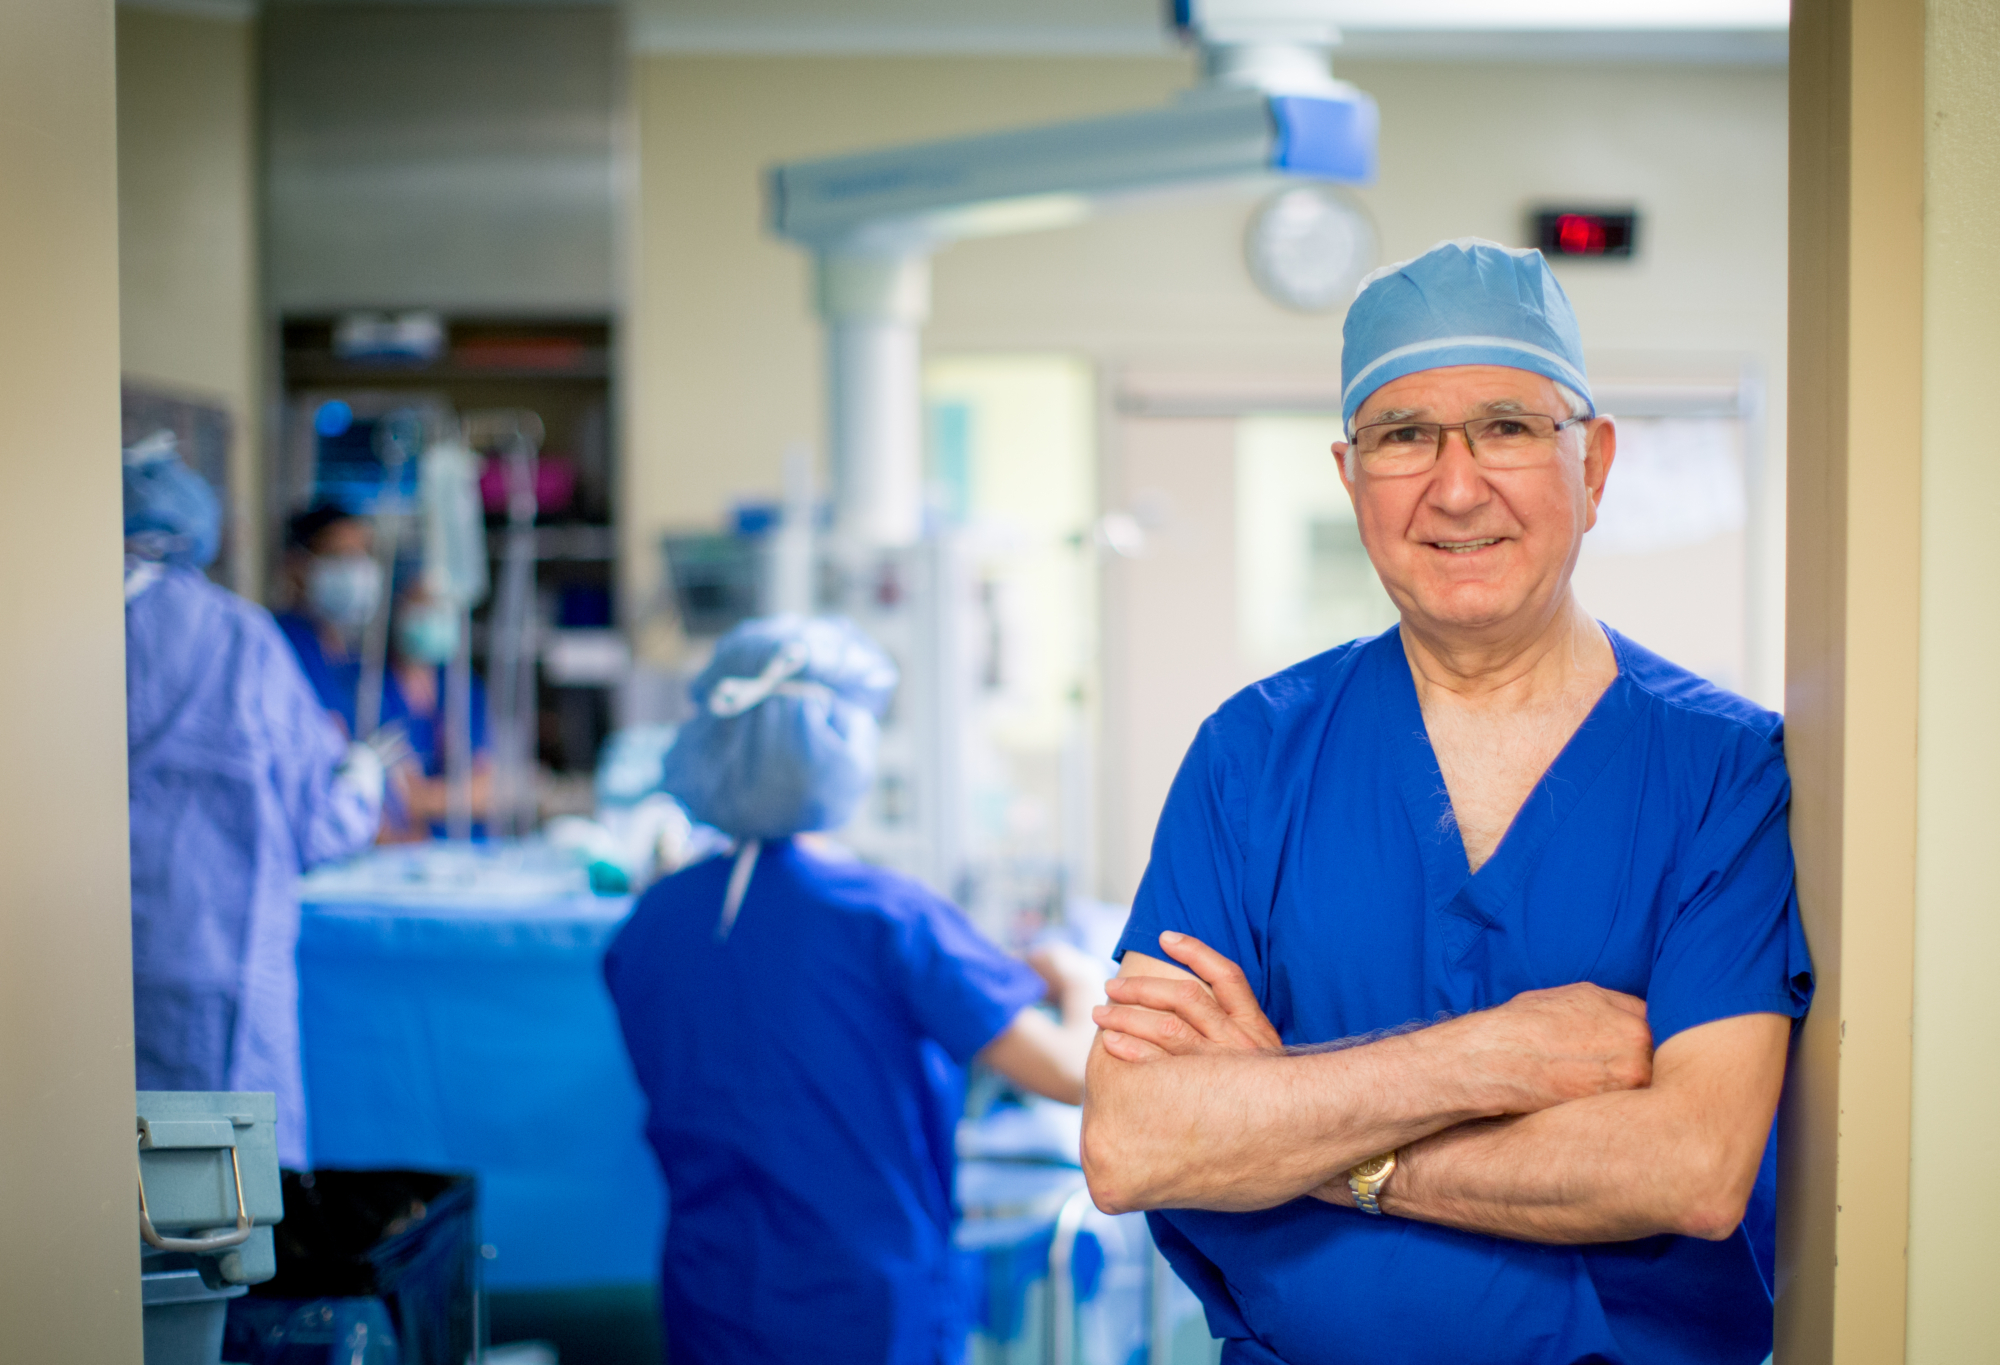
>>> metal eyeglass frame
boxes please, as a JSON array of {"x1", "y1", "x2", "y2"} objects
[{"x1": 1350, "y1": 413, "x2": 1588, "y2": 473}]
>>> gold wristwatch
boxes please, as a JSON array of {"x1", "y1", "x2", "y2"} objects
[{"x1": 1347, "y1": 1151, "x2": 1398, "y2": 1216}]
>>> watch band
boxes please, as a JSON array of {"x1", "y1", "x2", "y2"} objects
[{"x1": 1347, "y1": 1150, "x2": 1398, "y2": 1216}]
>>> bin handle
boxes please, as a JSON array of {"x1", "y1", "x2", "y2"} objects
[{"x1": 136, "y1": 1135, "x2": 252, "y2": 1254}]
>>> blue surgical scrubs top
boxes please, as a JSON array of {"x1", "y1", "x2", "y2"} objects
[
  {"x1": 603, "y1": 838, "x2": 1046, "y2": 1365},
  {"x1": 274, "y1": 611, "x2": 486, "y2": 777},
  {"x1": 1115, "y1": 626, "x2": 1814, "y2": 1365}
]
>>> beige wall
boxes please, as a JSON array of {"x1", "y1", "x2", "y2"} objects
[
  {"x1": 1783, "y1": 0, "x2": 2000, "y2": 1355},
  {"x1": 116, "y1": 4, "x2": 261, "y2": 588},
  {"x1": 624, "y1": 52, "x2": 1191, "y2": 607},
  {"x1": 625, "y1": 50, "x2": 1789, "y2": 689},
  {"x1": 0, "y1": 0, "x2": 143, "y2": 1359},
  {"x1": 1907, "y1": 0, "x2": 2000, "y2": 1352}
]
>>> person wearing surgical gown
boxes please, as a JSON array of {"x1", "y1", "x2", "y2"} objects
[{"x1": 123, "y1": 435, "x2": 383, "y2": 1169}]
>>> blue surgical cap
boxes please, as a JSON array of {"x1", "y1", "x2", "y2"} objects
[
  {"x1": 122, "y1": 431, "x2": 221, "y2": 568},
  {"x1": 1340, "y1": 238, "x2": 1594, "y2": 432},
  {"x1": 660, "y1": 615, "x2": 898, "y2": 840}
]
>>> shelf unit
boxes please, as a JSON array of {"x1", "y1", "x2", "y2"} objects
[{"x1": 274, "y1": 315, "x2": 619, "y2": 775}]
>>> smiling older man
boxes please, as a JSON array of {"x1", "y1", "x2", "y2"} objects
[{"x1": 1081, "y1": 239, "x2": 1813, "y2": 1365}]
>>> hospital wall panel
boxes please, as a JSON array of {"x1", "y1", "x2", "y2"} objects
[
  {"x1": 261, "y1": 3, "x2": 622, "y2": 315},
  {"x1": 1907, "y1": 0, "x2": 2000, "y2": 1352},
  {"x1": 115, "y1": 4, "x2": 262, "y2": 591},
  {"x1": 1779, "y1": 0, "x2": 1924, "y2": 1358},
  {"x1": 0, "y1": 0, "x2": 143, "y2": 1359},
  {"x1": 1097, "y1": 414, "x2": 1247, "y2": 904}
]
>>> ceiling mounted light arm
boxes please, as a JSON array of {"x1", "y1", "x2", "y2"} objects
[
  {"x1": 767, "y1": 0, "x2": 1373, "y2": 549},
  {"x1": 815, "y1": 251, "x2": 930, "y2": 548},
  {"x1": 767, "y1": 87, "x2": 1375, "y2": 258}
]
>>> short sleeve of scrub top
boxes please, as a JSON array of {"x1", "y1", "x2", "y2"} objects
[
  {"x1": 1645, "y1": 739, "x2": 1809, "y2": 1044},
  {"x1": 888, "y1": 883, "x2": 1047, "y2": 1065}
]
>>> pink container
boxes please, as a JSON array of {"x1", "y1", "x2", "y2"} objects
[{"x1": 480, "y1": 453, "x2": 577, "y2": 516}]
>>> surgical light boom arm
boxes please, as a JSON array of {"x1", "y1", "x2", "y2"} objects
[
  {"x1": 768, "y1": 86, "x2": 1374, "y2": 547},
  {"x1": 769, "y1": 88, "x2": 1375, "y2": 257}
]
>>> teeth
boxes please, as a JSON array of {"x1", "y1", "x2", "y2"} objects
[{"x1": 1434, "y1": 538, "x2": 1498, "y2": 553}]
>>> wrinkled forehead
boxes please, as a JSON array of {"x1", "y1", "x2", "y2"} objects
[{"x1": 1350, "y1": 365, "x2": 1569, "y2": 427}]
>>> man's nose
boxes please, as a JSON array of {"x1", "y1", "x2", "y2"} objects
[{"x1": 1425, "y1": 428, "x2": 1490, "y2": 512}]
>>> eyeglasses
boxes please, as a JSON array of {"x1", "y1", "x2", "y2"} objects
[{"x1": 1348, "y1": 413, "x2": 1586, "y2": 477}]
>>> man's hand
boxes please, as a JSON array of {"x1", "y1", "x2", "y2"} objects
[
  {"x1": 1092, "y1": 931, "x2": 1282, "y2": 1059},
  {"x1": 1464, "y1": 982, "x2": 1654, "y2": 1110},
  {"x1": 1091, "y1": 932, "x2": 1652, "y2": 1115}
]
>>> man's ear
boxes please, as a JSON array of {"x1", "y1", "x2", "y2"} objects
[
  {"x1": 1333, "y1": 442, "x2": 1357, "y2": 502},
  {"x1": 1581, "y1": 417, "x2": 1616, "y2": 531}
]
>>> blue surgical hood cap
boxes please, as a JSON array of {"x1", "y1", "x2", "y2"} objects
[
  {"x1": 1340, "y1": 238, "x2": 1593, "y2": 432},
  {"x1": 122, "y1": 431, "x2": 221, "y2": 569},
  {"x1": 660, "y1": 615, "x2": 898, "y2": 840}
]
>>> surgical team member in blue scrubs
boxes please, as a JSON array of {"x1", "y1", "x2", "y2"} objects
[
  {"x1": 274, "y1": 504, "x2": 383, "y2": 727},
  {"x1": 275, "y1": 507, "x2": 490, "y2": 836},
  {"x1": 1082, "y1": 240, "x2": 1813, "y2": 1365},
  {"x1": 123, "y1": 437, "x2": 384, "y2": 1168},
  {"x1": 604, "y1": 616, "x2": 1103, "y2": 1365}
]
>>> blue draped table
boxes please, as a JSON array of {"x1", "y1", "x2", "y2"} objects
[{"x1": 297, "y1": 850, "x2": 664, "y2": 1292}]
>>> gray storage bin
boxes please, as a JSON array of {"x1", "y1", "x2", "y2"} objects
[
  {"x1": 141, "y1": 1269, "x2": 245, "y2": 1365},
  {"x1": 138, "y1": 1091, "x2": 287, "y2": 1365},
  {"x1": 137, "y1": 1091, "x2": 285, "y2": 1285}
]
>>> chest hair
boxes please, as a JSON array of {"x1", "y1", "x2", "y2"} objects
[{"x1": 1420, "y1": 675, "x2": 1608, "y2": 874}]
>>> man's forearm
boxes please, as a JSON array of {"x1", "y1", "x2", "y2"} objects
[
  {"x1": 1084, "y1": 948, "x2": 1656, "y2": 1216},
  {"x1": 1315, "y1": 1091, "x2": 1711, "y2": 1242},
  {"x1": 1314, "y1": 1013, "x2": 1788, "y2": 1244},
  {"x1": 1081, "y1": 1026, "x2": 1507, "y2": 1213}
]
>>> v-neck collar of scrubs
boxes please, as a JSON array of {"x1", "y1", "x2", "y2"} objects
[{"x1": 1378, "y1": 624, "x2": 1642, "y2": 959}]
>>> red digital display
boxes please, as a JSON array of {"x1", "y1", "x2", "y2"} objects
[{"x1": 1534, "y1": 209, "x2": 1637, "y2": 258}]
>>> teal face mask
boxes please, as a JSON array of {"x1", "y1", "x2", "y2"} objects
[{"x1": 395, "y1": 603, "x2": 461, "y2": 665}]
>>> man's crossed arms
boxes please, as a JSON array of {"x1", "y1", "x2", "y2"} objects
[{"x1": 1081, "y1": 931, "x2": 1787, "y2": 1245}]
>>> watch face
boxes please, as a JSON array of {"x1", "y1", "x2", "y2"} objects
[
  {"x1": 1245, "y1": 185, "x2": 1379, "y2": 314},
  {"x1": 1350, "y1": 1152, "x2": 1394, "y2": 1182}
]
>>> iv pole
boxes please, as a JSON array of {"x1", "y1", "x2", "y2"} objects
[
  {"x1": 356, "y1": 411, "x2": 426, "y2": 741},
  {"x1": 470, "y1": 409, "x2": 545, "y2": 842}
]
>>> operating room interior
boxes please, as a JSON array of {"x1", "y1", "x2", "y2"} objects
[{"x1": 107, "y1": 2, "x2": 1792, "y2": 1362}]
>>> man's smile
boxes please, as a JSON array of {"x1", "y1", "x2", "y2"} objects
[{"x1": 1426, "y1": 536, "x2": 1505, "y2": 554}]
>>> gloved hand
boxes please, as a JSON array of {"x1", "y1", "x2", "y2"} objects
[
  {"x1": 360, "y1": 721, "x2": 417, "y2": 775},
  {"x1": 1023, "y1": 940, "x2": 1110, "y2": 1024},
  {"x1": 333, "y1": 741, "x2": 386, "y2": 808}
]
